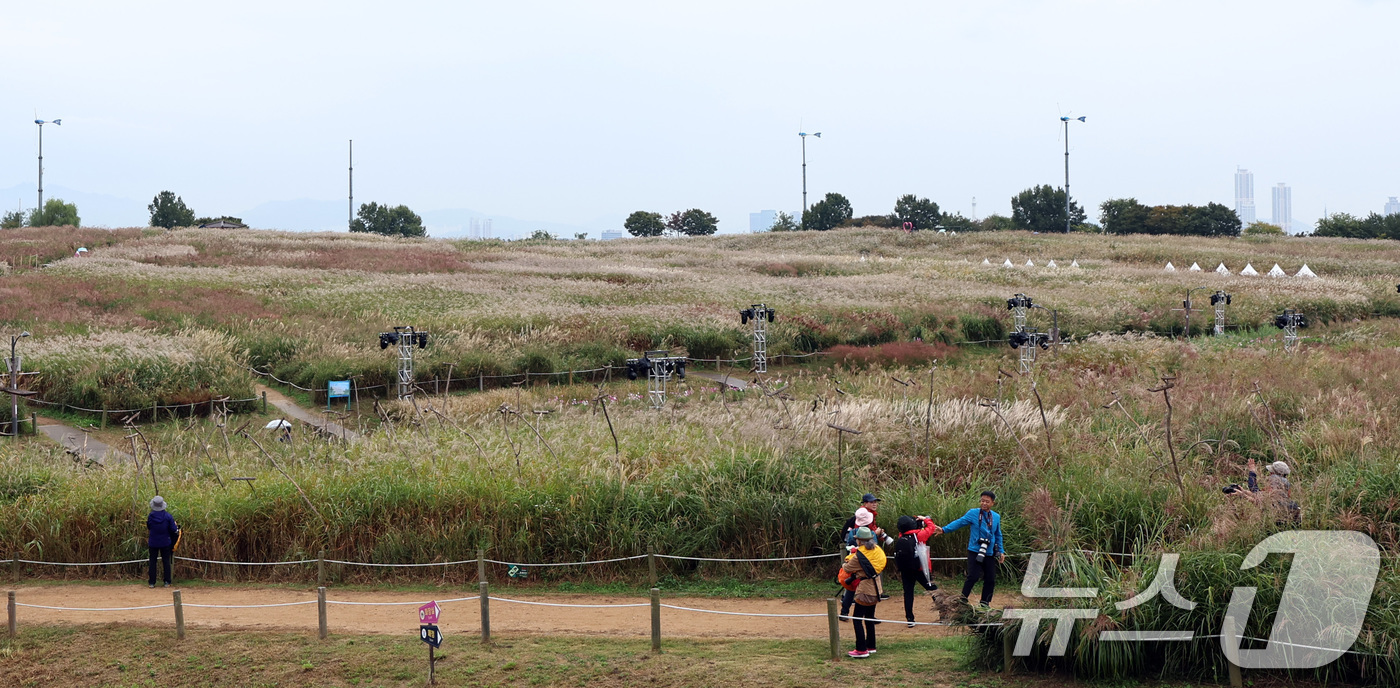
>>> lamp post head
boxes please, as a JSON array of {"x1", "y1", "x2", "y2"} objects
[{"x1": 19, "y1": 332, "x2": 29, "y2": 338}]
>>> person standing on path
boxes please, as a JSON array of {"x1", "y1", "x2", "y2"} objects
[
  {"x1": 939, "y1": 491, "x2": 1004, "y2": 608},
  {"x1": 894, "y1": 515, "x2": 941, "y2": 626},
  {"x1": 841, "y1": 527, "x2": 887, "y2": 659},
  {"x1": 147, "y1": 496, "x2": 179, "y2": 588}
]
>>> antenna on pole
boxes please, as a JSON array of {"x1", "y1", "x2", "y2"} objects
[{"x1": 348, "y1": 140, "x2": 354, "y2": 231}]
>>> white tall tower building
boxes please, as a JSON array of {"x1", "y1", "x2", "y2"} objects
[
  {"x1": 749, "y1": 210, "x2": 777, "y2": 233},
  {"x1": 1386, "y1": 197, "x2": 1400, "y2": 216},
  {"x1": 1272, "y1": 183, "x2": 1293, "y2": 234},
  {"x1": 1234, "y1": 168, "x2": 1256, "y2": 225}
]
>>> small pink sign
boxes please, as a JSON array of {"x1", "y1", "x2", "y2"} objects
[{"x1": 418, "y1": 601, "x2": 440, "y2": 624}]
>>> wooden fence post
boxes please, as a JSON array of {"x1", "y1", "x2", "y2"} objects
[
  {"x1": 648, "y1": 551, "x2": 657, "y2": 588},
  {"x1": 101, "y1": 405, "x2": 107, "y2": 429},
  {"x1": 261, "y1": 391, "x2": 267, "y2": 414},
  {"x1": 7, "y1": 591, "x2": 14, "y2": 638},
  {"x1": 29, "y1": 413, "x2": 35, "y2": 436},
  {"x1": 10, "y1": 553, "x2": 17, "y2": 583},
  {"x1": 479, "y1": 581, "x2": 490, "y2": 644},
  {"x1": 173, "y1": 590, "x2": 185, "y2": 640},
  {"x1": 650, "y1": 588, "x2": 661, "y2": 653},
  {"x1": 317, "y1": 550, "x2": 326, "y2": 587},
  {"x1": 318, "y1": 586, "x2": 328, "y2": 640},
  {"x1": 1224, "y1": 615, "x2": 1243, "y2": 688},
  {"x1": 477, "y1": 548, "x2": 486, "y2": 583},
  {"x1": 827, "y1": 598, "x2": 840, "y2": 660},
  {"x1": 1002, "y1": 620, "x2": 1014, "y2": 673}
]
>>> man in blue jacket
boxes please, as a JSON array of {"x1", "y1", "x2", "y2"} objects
[
  {"x1": 147, "y1": 496, "x2": 179, "y2": 588},
  {"x1": 939, "y1": 491, "x2": 1004, "y2": 607}
]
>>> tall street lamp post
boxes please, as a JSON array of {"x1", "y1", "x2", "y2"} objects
[
  {"x1": 1060, "y1": 116, "x2": 1085, "y2": 233},
  {"x1": 35, "y1": 118, "x2": 62, "y2": 214},
  {"x1": 799, "y1": 131, "x2": 821, "y2": 217}
]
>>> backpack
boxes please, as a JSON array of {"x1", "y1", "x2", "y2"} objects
[{"x1": 894, "y1": 533, "x2": 917, "y2": 570}]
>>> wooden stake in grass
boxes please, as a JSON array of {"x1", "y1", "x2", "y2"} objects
[
  {"x1": 827, "y1": 423, "x2": 862, "y2": 489},
  {"x1": 1148, "y1": 376, "x2": 1187, "y2": 500},
  {"x1": 593, "y1": 391, "x2": 620, "y2": 457},
  {"x1": 1031, "y1": 381, "x2": 1053, "y2": 458}
]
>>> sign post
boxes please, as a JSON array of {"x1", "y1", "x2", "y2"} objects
[
  {"x1": 419, "y1": 601, "x2": 443, "y2": 684},
  {"x1": 327, "y1": 380, "x2": 351, "y2": 411}
]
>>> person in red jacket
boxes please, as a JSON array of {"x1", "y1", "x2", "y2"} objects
[{"x1": 893, "y1": 515, "x2": 941, "y2": 626}]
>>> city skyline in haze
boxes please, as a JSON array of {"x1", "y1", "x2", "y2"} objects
[{"x1": 2, "y1": 1, "x2": 1397, "y2": 236}]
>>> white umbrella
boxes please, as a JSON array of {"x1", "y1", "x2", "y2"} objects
[{"x1": 264, "y1": 419, "x2": 292, "y2": 430}]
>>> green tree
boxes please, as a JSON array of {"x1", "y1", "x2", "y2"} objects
[
  {"x1": 979, "y1": 214, "x2": 1016, "y2": 231},
  {"x1": 574, "y1": 232, "x2": 588, "y2": 241},
  {"x1": 193, "y1": 215, "x2": 245, "y2": 227},
  {"x1": 892, "y1": 194, "x2": 941, "y2": 230},
  {"x1": 802, "y1": 192, "x2": 853, "y2": 231},
  {"x1": 0, "y1": 210, "x2": 22, "y2": 229},
  {"x1": 350, "y1": 202, "x2": 425, "y2": 237},
  {"x1": 26, "y1": 198, "x2": 80, "y2": 227},
  {"x1": 672, "y1": 208, "x2": 718, "y2": 236},
  {"x1": 623, "y1": 211, "x2": 665, "y2": 237},
  {"x1": 148, "y1": 191, "x2": 196, "y2": 229},
  {"x1": 1099, "y1": 198, "x2": 1151, "y2": 235},
  {"x1": 1185, "y1": 202, "x2": 1242, "y2": 237},
  {"x1": 1244, "y1": 221, "x2": 1285, "y2": 236},
  {"x1": 939, "y1": 212, "x2": 978, "y2": 232},
  {"x1": 1011, "y1": 185, "x2": 1084, "y2": 233},
  {"x1": 527, "y1": 229, "x2": 554, "y2": 241},
  {"x1": 768, "y1": 211, "x2": 799, "y2": 232}
]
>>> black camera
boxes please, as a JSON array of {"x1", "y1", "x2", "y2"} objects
[
  {"x1": 975, "y1": 537, "x2": 991, "y2": 563},
  {"x1": 1008, "y1": 331, "x2": 1050, "y2": 350},
  {"x1": 740, "y1": 305, "x2": 775, "y2": 325},
  {"x1": 1210, "y1": 291, "x2": 1231, "y2": 306},
  {"x1": 1222, "y1": 484, "x2": 1242, "y2": 495}
]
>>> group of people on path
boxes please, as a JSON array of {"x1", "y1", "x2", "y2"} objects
[{"x1": 837, "y1": 491, "x2": 1004, "y2": 659}]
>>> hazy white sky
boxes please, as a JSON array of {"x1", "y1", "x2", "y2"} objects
[{"x1": 2, "y1": 0, "x2": 1397, "y2": 233}]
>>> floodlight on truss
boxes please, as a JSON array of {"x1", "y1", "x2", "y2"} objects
[
  {"x1": 1273, "y1": 308, "x2": 1306, "y2": 352},
  {"x1": 626, "y1": 349, "x2": 687, "y2": 409},
  {"x1": 378, "y1": 326, "x2": 429, "y2": 398},
  {"x1": 739, "y1": 304, "x2": 775, "y2": 373},
  {"x1": 1209, "y1": 291, "x2": 1232, "y2": 336}
]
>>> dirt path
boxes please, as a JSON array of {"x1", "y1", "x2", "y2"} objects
[
  {"x1": 257, "y1": 384, "x2": 360, "y2": 442},
  {"x1": 36, "y1": 419, "x2": 126, "y2": 465},
  {"x1": 10, "y1": 585, "x2": 1014, "y2": 639}
]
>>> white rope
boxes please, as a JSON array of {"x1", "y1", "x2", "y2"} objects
[
  {"x1": 660, "y1": 604, "x2": 824, "y2": 618},
  {"x1": 483, "y1": 555, "x2": 647, "y2": 567},
  {"x1": 18, "y1": 558, "x2": 145, "y2": 566},
  {"x1": 183, "y1": 600, "x2": 318, "y2": 609},
  {"x1": 1194, "y1": 633, "x2": 1390, "y2": 658},
  {"x1": 324, "y1": 559, "x2": 477, "y2": 568},
  {"x1": 176, "y1": 557, "x2": 316, "y2": 566},
  {"x1": 490, "y1": 596, "x2": 650, "y2": 609},
  {"x1": 838, "y1": 612, "x2": 1003, "y2": 627},
  {"x1": 16, "y1": 603, "x2": 173, "y2": 611},
  {"x1": 655, "y1": 552, "x2": 842, "y2": 562},
  {"x1": 326, "y1": 595, "x2": 479, "y2": 607}
]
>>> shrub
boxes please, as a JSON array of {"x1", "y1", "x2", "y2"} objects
[
  {"x1": 828, "y1": 341, "x2": 957, "y2": 367},
  {"x1": 959, "y1": 315, "x2": 1006, "y2": 344}
]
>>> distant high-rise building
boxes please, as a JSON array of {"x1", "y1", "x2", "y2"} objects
[
  {"x1": 749, "y1": 210, "x2": 777, "y2": 233},
  {"x1": 601, "y1": 229, "x2": 623, "y2": 240},
  {"x1": 1272, "y1": 183, "x2": 1293, "y2": 233},
  {"x1": 1386, "y1": 197, "x2": 1400, "y2": 216},
  {"x1": 1234, "y1": 168, "x2": 1256, "y2": 225},
  {"x1": 468, "y1": 218, "x2": 493, "y2": 240}
]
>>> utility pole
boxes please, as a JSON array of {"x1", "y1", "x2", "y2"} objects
[
  {"x1": 35, "y1": 118, "x2": 61, "y2": 214},
  {"x1": 348, "y1": 140, "x2": 353, "y2": 230}
]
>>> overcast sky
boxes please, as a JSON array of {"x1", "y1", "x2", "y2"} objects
[{"x1": 2, "y1": 1, "x2": 1397, "y2": 234}]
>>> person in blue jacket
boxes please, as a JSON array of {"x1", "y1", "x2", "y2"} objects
[
  {"x1": 146, "y1": 496, "x2": 179, "y2": 588},
  {"x1": 939, "y1": 491, "x2": 1004, "y2": 607}
]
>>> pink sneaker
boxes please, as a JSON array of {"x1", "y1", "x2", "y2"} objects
[{"x1": 847, "y1": 650, "x2": 870, "y2": 659}]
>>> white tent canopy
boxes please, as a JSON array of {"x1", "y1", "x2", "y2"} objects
[
  {"x1": 1267, "y1": 263, "x2": 1286, "y2": 277},
  {"x1": 1189, "y1": 262, "x2": 1201, "y2": 271},
  {"x1": 982, "y1": 258, "x2": 991, "y2": 265},
  {"x1": 1003, "y1": 258, "x2": 1014, "y2": 267},
  {"x1": 1240, "y1": 263, "x2": 1259, "y2": 276},
  {"x1": 1047, "y1": 259, "x2": 1058, "y2": 268},
  {"x1": 1215, "y1": 262, "x2": 1230, "y2": 274},
  {"x1": 1070, "y1": 259, "x2": 1080, "y2": 268},
  {"x1": 1025, "y1": 259, "x2": 1035, "y2": 267},
  {"x1": 1164, "y1": 262, "x2": 1176, "y2": 272},
  {"x1": 1295, "y1": 264, "x2": 1317, "y2": 278}
]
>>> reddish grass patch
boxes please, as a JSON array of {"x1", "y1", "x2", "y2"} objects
[
  {"x1": 143, "y1": 239, "x2": 479, "y2": 273},
  {"x1": 0, "y1": 275, "x2": 277, "y2": 328},
  {"x1": 829, "y1": 340, "x2": 959, "y2": 367},
  {"x1": 0, "y1": 227, "x2": 144, "y2": 267}
]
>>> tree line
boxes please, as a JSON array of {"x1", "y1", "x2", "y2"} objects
[
  {"x1": 624, "y1": 209, "x2": 719, "y2": 237},
  {"x1": 1313, "y1": 212, "x2": 1400, "y2": 240}
]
